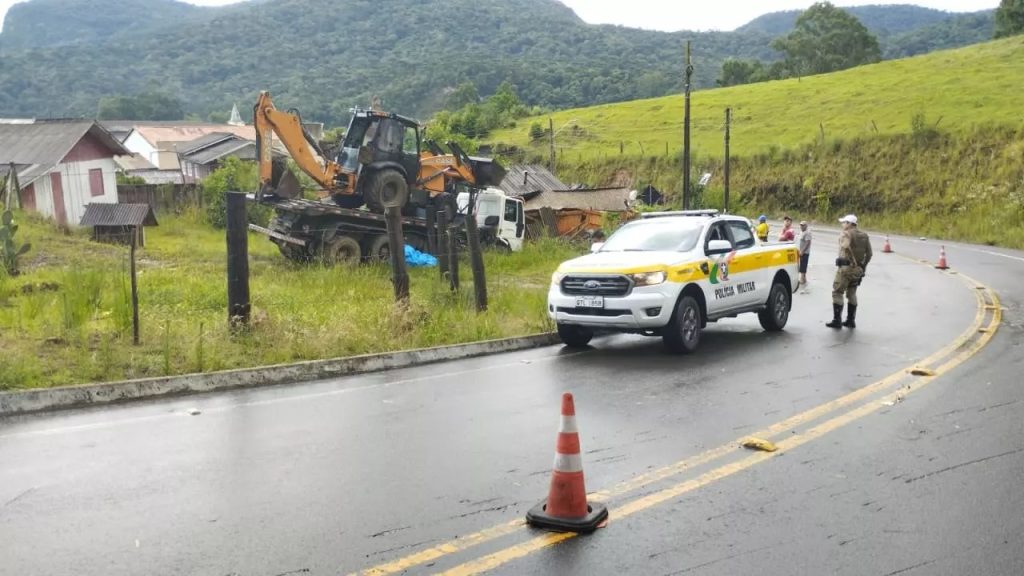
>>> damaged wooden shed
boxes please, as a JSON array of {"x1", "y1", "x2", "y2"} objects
[
  {"x1": 79, "y1": 203, "x2": 158, "y2": 247},
  {"x1": 499, "y1": 164, "x2": 638, "y2": 239}
]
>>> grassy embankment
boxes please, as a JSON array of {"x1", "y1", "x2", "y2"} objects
[
  {"x1": 0, "y1": 209, "x2": 579, "y2": 390},
  {"x1": 490, "y1": 37, "x2": 1024, "y2": 247}
]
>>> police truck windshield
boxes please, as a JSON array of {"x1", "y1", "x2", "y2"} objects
[{"x1": 600, "y1": 219, "x2": 702, "y2": 252}]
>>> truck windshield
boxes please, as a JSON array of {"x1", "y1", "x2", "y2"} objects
[{"x1": 600, "y1": 219, "x2": 702, "y2": 252}]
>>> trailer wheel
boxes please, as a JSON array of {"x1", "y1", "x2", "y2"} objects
[
  {"x1": 365, "y1": 234, "x2": 393, "y2": 262},
  {"x1": 365, "y1": 170, "x2": 408, "y2": 212},
  {"x1": 319, "y1": 234, "x2": 361, "y2": 265}
]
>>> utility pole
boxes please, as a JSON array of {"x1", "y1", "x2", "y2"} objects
[
  {"x1": 682, "y1": 40, "x2": 694, "y2": 211},
  {"x1": 724, "y1": 107, "x2": 731, "y2": 214},
  {"x1": 548, "y1": 117, "x2": 556, "y2": 171}
]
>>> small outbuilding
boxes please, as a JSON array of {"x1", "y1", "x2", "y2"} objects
[{"x1": 79, "y1": 203, "x2": 158, "y2": 247}]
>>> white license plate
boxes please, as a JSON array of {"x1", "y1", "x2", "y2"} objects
[{"x1": 575, "y1": 296, "x2": 604, "y2": 308}]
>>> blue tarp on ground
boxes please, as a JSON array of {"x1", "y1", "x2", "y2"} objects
[{"x1": 404, "y1": 244, "x2": 438, "y2": 267}]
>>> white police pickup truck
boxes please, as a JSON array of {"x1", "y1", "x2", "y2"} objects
[{"x1": 547, "y1": 210, "x2": 800, "y2": 353}]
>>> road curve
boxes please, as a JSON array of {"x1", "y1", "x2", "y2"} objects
[{"x1": 0, "y1": 229, "x2": 1020, "y2": 576}]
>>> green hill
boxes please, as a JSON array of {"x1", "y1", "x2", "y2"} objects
[
  {"x1": 489, "y1": 38, "x2": 1024, "y2": 248},
  {"x1": 489, "y1": 38, "x2": 1024, "y2": 161}
]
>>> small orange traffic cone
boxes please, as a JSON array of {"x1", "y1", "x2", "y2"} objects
[
  {"x1": 935, "y1": 245, "x2": 949, "y2": 270},
  {"x1": 882, "y1": 235, "x2": 893, "y2": 253},
  {"x1": 526, "y1": 393, "x2": 608, "y2": 533}
]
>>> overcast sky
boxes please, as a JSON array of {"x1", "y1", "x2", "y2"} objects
[{"x1": 0, "y1": 0, "x2": 999, "y2": 32}]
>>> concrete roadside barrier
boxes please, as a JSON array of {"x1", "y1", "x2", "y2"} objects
[{"x1": 0, "y1": 332, "x2": 560, "y2": 416}]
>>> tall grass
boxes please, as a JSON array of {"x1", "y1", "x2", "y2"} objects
[{"x1": 0, "y1": 214, "x2": 582, "y2": 390}]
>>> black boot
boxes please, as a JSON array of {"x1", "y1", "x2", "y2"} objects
[
  {"x1": 826, "y1": 304, "x2": 844, "y2": 328},
  {"x1": 843, "y1": 305, "x2": 857, "y2": 328}
]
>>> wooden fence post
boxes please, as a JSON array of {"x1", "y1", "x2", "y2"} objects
[
  {"x1": 446, "y1": 203, "x2": 460, "y2": 292},
  {"x1": 463, "y1": 194, "x2": 487, "y2": 311},
  {"x1": 385, "y1": 206, "x2": 410, "y2": 302},
  {"x1": 226, "y1": 192, "x2": 250, "y2": 328},
  {"x1": 130, "y1": 227, "x2": 140, "y2": 345},
  {"x1": 437, "y1": 206, "x2": 449, "y2": 280}
]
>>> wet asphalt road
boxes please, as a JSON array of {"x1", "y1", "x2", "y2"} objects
[{"x1": 1, "y1": 230, "x2": 1021, "y2": 576}]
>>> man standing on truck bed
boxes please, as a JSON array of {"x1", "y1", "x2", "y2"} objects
[
  {"x1": 756, "y1": 215, "x2": 769, "y2": 242},
  {"x1": 827, "y1": 214, "x2": 872, "y2": 329}
]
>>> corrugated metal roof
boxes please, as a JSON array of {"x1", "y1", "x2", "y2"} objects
[
  {"x1": 79, "y1": 203, "x2": 158, "y2": 227},
  {"x1": 131, "y1": 123, "x2": 256, "y2": 146},
  {"x1": 123, "y1": 169, "x2": 184, "y2": 185},
  {"x1": 178, "y1": 132, "x2": 237, "y2": 155},
  {"x1": 184, "y1": 139, "x2": 255, "y2": 165},
  {"x1": 0, "y1": 120, "x2": 129, "y2": 168},
  {"x1": 499, "y1": 164, "x2": 567, "y2": 198},
  {"x1": 114, "y1": 154, "x2": 156, "y2": 171},
  {"x1": 523, "y1": 188, "x2": 637, "y2": 212}
]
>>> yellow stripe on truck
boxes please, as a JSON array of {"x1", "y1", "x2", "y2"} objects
[{"x1": 559, "y1": 247, "x2": 797, "y2": 284}]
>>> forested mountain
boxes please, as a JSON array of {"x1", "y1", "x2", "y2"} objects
[
  {"x1": 738, "y1": 4, "x2": 980, "y2": 36},
  {"x1": 0, "y1": 0, "x2": 1000, "y2": 124},
  {"x1": 884, "y1": 11, "x2": 995, "y2": 57},
  {"x1": 0, "y1": 0, "x2": 777, "y2": 123},
  {"x1": 738, "y1": 5, "x2": 995, "y2": 58},
  {"x1": 0, "y1": 0, "x2": 215, "y2": 50}
]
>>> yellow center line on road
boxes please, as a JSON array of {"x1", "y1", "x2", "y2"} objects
[
  {"x1": 352, "y1": 270, "x2": 992, "y2": 576},
  {"x1": 437, "y1": 283, "x2": 1000, "y2": 576}
]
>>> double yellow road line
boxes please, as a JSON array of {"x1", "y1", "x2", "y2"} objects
[{"x1": 355, "y1": 270, "x2": 1001, "y2": 576}]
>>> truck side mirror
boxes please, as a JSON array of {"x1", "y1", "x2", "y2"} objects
[
  {"x1": 590, "y1": 242, "x2": 605, "y2": 253},
  {"x1": 706, "y1": 239, "x2": 733, "y2": 255},
  {"x1": 483, "y1": 215, "x2": 499, "y2": 227}
]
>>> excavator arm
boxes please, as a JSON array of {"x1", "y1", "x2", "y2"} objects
[{"x1": 254, "y1": 91, "x2": 347, "y2": 198}]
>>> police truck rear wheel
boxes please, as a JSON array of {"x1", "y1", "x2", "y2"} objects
[
  {"x1": 557, "y1": 323, "x2": 593, "y2": 348},
  {"x1": 663, "y1": 295, "x2": 701, "y2": 354},
  {"x1": 758, "y1": 281, "x2": 791, "y2": 331}
]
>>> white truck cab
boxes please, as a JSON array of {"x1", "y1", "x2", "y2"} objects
[
  {"x1": 457, "y1": 187, "x2": 525, "y2": 252},
  {"x1": 547, "y1": 210, "x2": 800, "y2": 353}
]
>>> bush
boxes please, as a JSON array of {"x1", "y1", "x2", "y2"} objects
[{"x1": 201, "y1": 157, "x2": 270, "y2": 228}]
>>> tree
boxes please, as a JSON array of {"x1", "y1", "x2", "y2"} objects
[
  {"x1": 444, "y1": 82, "x2": 480, "y2": 110},
  {"x1": 98, "y1": 91, "x2": 185, "y2": 120},
  {"x1": 717, "y1": 59, "x2": 765, "y2": 87},
  {"x1": 772, "y1": 2, "x2": 882, "y2": 76},
  {"x1": 995, "y1": 0, "x2": 1024, "y2": 38}
]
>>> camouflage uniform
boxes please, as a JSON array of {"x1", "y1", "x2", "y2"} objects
[{"x1": 828, "y1": 227, "x2": 872, "y2": 328}]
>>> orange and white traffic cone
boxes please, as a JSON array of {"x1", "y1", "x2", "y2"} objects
[
  {"x1": 526, "y1": 393, "x2": 608, "y2": 533},
  {"x1": 883, "y1": 235, "x2": 892, "y2": 253},
  {"x1": 935, "y1": 245, "x2": 949, "y2": 270}
]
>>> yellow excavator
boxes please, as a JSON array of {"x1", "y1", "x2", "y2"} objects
[
  {"x1": 253, "y1": 90, "x2": 504, "y2": 213},
  {"x1": 249, "y1": 91, "x2": 522, "y2": 264}
]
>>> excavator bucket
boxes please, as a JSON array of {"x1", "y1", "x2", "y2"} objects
[
  {"x1": 274, "y1": 166, "x2": 302, "y2": 199},
  {"x1": 446, "y1": 141, "x2": 507, "y2": 188},
  {"x1": 468, "y1": 156, "x2": 506, "y2": 188}
]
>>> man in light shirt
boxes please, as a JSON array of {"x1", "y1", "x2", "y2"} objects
[{"x1": 798, "y1": 220, "x2": 811, "y2": 286}]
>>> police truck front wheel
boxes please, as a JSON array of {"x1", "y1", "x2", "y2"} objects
[
  {"x1": 663, "y1": 295, "x2": 701, "y2": 354},
  {"x1": 557, "y1": 323, "x2": 593, "y2": 348},
  {"x1": 758, "y1": 281, "x2": 791, "y2": 331}
]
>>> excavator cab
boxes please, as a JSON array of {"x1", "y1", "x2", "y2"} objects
[{"x1": 333, "y1": 109, "x2": 422, "y2": 211}]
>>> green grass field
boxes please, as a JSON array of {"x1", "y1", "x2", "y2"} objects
[
  {"x1": 490, "y1": 37, "x2": 1024, "y2": 161},
  {"x1": 0, "y1": 210, "x2": 580, "y2": 390}
]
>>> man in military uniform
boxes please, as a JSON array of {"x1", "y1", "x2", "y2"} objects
[{"x1": 827, "y1": 214, "x2": 872, "y2": 329}]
